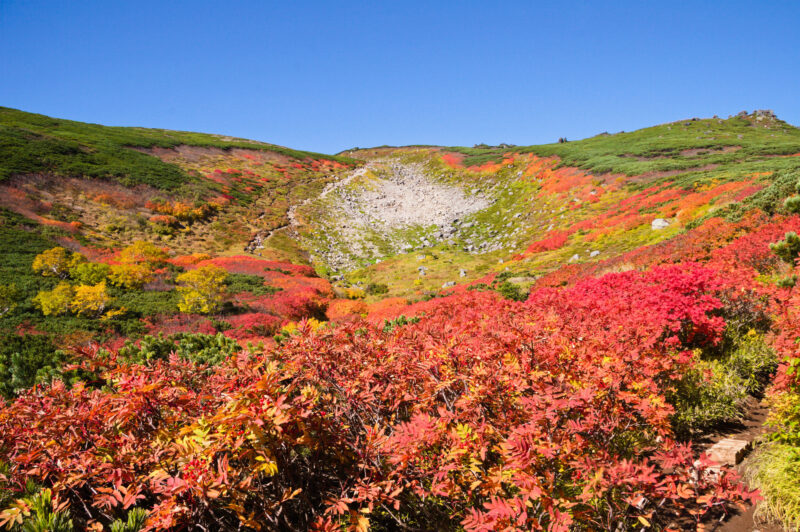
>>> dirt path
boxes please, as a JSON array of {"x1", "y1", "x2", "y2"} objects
[{"x1": 698, "y1": 398, "x2": 783, "y2": 532}]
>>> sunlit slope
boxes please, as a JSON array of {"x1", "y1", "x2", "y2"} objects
[
  {"x1": 329, "y1": 111, "x2": 800, "y2": 299},
  {"x1": 0, "y1": 107, "x2": 358, "y2": 259}
]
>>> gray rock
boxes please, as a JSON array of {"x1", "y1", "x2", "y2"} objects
[
  {"x1": 651, "y1": 218, "x2": 670, "y2": 230},
  {"x1": 589, "y1": 250, "x2": 600, "y2": 257},
  {"x1": 568, "y1": 254, "x2": 580, "y2": 263},
  {"x1": 442, "y1": 281, "x2": 456, "y2": 288},
  {"x1": 459, "y1": 269, "x2": 467, "y2": 277}
]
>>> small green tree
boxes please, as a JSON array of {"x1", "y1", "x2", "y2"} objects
[
  {"x1": 69, "y1": 261, "x2": 110, "y2": 285},
  {"x1": 770, "y1": 231, "x2": 800, "y2": 264},
  {"x1": 784, "y1": 195, "x2": 800, "y2": 214}
]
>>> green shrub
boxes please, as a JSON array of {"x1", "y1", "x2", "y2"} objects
[
  {"x1": 669, "y1": 361, "x2": 747, "y2": 436},
  {"x1": 225, "y1": 273, "x2": 279, "y2": 296},
  {"x1": 0, "y1": 334, "x2": 65, "y2": 399},
  {"x1": 1, "y1": 488, "x2": 74, "y2": 532},
  {"x1": 784, "y1": 195, "x2": 800, "y2": 214},
  {"x1": 770, "y1": 232, "x2": 800, "y2": 264},
  {"x1": 724, "y1": 332, "x2": 779, "y2": 393},
  {"x1": 0, "y1": 284, "x2": 20, "y2": 316},
  {"x1": 496, "y1": 281, "x2": 528, "y2": 301},
  {"x1": 109, "y1": 508, "x2": 148, "y2": 532},
  {"x1": 365, "y1": 283, "x2": 389, "y2": 295},
  {"x1": 381, "y1": 315, "x2": 421, "y2": 333},
  {"x1": 669, "y1": 332, "x2": 776, "y2": 436},
  {"x1": 69, "y1": 262, "x2": 111, "y2": 285},
  {"x1": 117, "y1": 332, "x2": 241, "y2": 366}
]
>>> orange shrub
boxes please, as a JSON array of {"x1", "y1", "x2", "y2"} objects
[{"x1": 326, "y1": 299, "x2": 368, "y2": 320}]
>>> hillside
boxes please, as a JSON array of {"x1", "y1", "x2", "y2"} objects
[
  {"x1": 0, "y1": 107, "x2": 357, "y2": 259},
  {"x1": 2, "y1": 108, "x2": 800, "y2": 530}
]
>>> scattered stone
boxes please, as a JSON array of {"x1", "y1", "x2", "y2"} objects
[
  {"x1": 651, "y1": 218, "x2": 670, "y2": 230},
  {"x1": 442, "y1": 281, "x2": 456, "y2": 288},
  {"x1": 568, "y1": 254, "x2": 580, "y2": 263},
  {"x1": 590, "y1": 250, "x2": 600, "y2": 257},
  {"x1": 459, "y1": 269, "x2": 467, "y2": 278}
]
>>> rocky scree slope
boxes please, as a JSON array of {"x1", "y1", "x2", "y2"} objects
[{"x1": 292, "y1": 160, "x2": 512, "y2": 271}]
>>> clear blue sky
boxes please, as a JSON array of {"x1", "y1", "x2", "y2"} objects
[{"x1": 2, "y1": 1, "x2": 799, "y2": 154}]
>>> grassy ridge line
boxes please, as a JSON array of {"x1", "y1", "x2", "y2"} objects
[
  {"x1": 0, "y1": 107, "x2": 357, "y2": 189},
  {"x1": 448, "y1": 114, "x2": 800, "y2": 176}
]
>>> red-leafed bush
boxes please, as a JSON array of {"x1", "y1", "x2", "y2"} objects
[
  {"x1": 519, "y1": 229, "x2": 574, "y2": 256},
  {"x1": 222, "y1": 312, "x2": 283, "y2": 341},
  {"x1": 195, "y1": 255, "x2": 316, "y2": 278},
  {"x1": 0, "y1": 263, "x2": 757, "y2": 531}
]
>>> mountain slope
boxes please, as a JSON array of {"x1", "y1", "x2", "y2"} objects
[
  {"x1": 0, "y1": 107, "x2": 358, "y2": 259},
  {"x1": 309, "y1": 112, "x2": 800, "y2": 300},
  {"x1": 3, "y1": 109, "x2": 800, "y2": 530}
]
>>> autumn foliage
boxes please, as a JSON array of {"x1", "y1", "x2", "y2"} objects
[{"x1": 0, "y1": 264, "x2": 759, "y2": 530}]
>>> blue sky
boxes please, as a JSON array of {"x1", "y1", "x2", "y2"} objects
[{"x1": 2, "y1": 1, "x2": 799, "y2": 154}]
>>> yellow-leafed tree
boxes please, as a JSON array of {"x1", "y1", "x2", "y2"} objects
[
  {"x1": 71, "y1": 282, "x2": 112, "y2": 317},
  {"x1": 108, "y1": 263, "x2": 154, "y2": 289},
  {"x1": 119, "y1": 241, "x2": 168, "y2": 266},
  {"x1": 33, "y1": 282, "x2": 74, "y2": 316},
  {"x1": 32, "y1": 247, "x2": 72, "y2": 278},
  {"x1": 176, "y1": 265, "x2": 228, "y2": 314}
]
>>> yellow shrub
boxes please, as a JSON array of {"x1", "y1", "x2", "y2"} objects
[
  {"x1": 109, "y1": 263, "x2": 154, "y2": 289},
  {"x1": 345, "y1": 287, "x2": 366, "y2": 299},
  {"x1": 175, "y1": 265, "x2": 228, "y2": 314},
  {"x1": 71, "y1": 282, "x2": 112, "y2": 317},
  {"x1": 119, "y1": 241, "x2": 168, "y2": 266},
  {"x1": 32, "y1": 247, "x2": 73, "y2": 278},
  {"x1": 34, "y1": 282, "x2": 74, "y2": 316}
]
